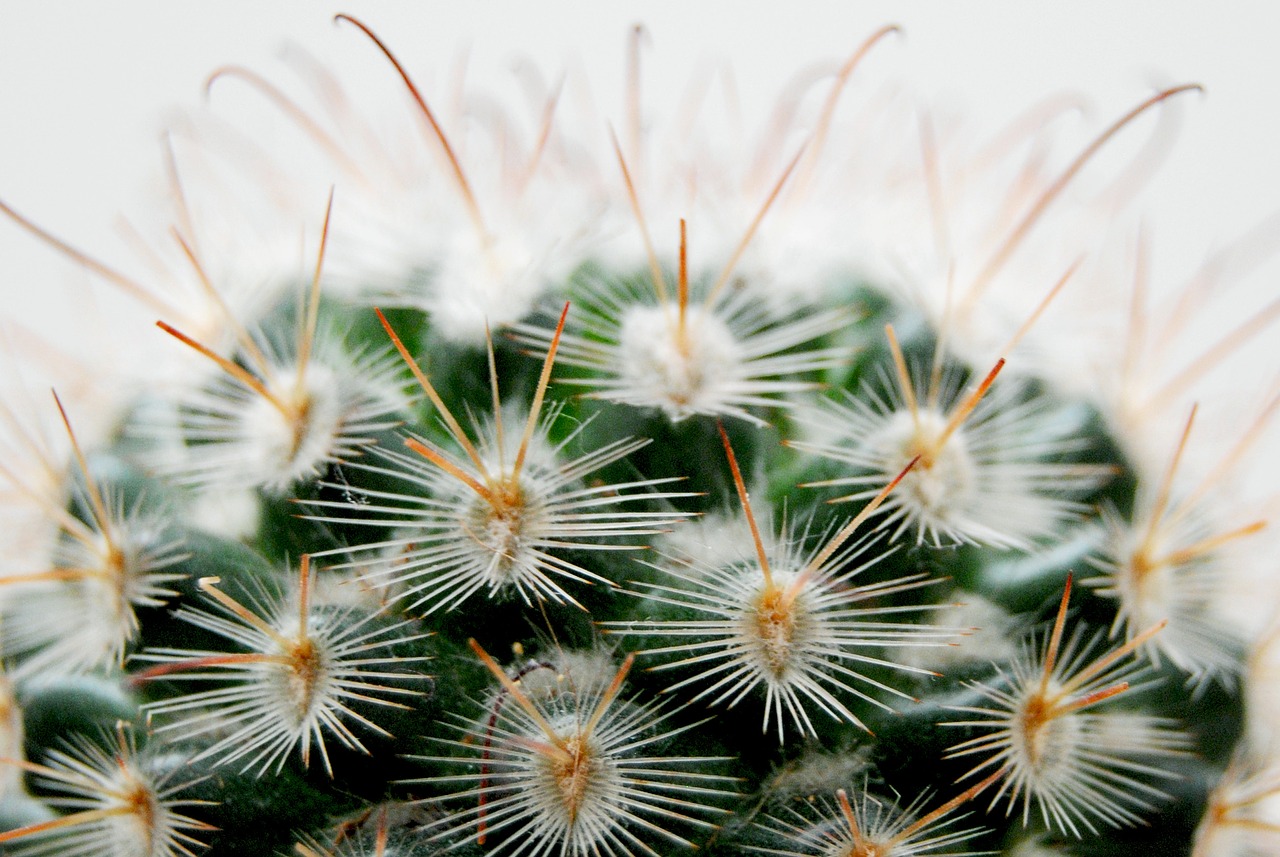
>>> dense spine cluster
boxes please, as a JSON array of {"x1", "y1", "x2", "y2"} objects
[{"x1": 0, "y1": 13, "x2": 1276, "y2": 857}]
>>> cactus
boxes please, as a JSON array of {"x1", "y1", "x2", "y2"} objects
[{"x1": 1, "y1": 9, "x2": 1278, "y2": 857}]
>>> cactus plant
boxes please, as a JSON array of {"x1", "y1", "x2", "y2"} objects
[{"x1": 1, "y1": 8, "x2": 1278, "y2": 857}]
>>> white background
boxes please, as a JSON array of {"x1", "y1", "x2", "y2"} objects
[{"x1": 0, "y1": 2, "x2": 1277, "y2": 397}]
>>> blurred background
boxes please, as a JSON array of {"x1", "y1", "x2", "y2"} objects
[{"x1": 0, "y1": 1, "x2": 1277, "y2": 404}]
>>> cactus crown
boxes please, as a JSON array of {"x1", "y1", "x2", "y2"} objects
[{"x1": 0, "y1": 11, "x2": 1276, "y2": 857}]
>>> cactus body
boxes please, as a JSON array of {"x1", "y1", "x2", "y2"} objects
[{"x1": 0, "y1": 10, "x2": 1277, "y2": 857}]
